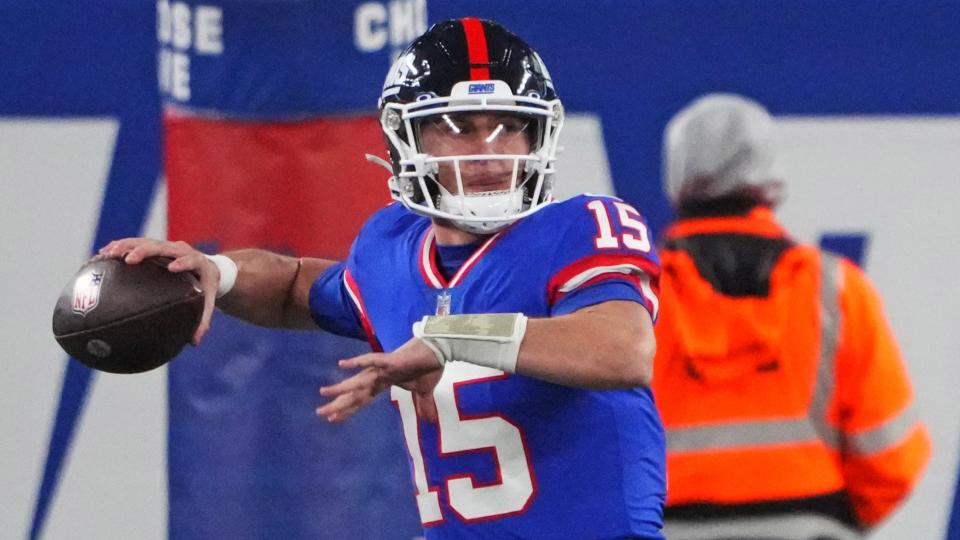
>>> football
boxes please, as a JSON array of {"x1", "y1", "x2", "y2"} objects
[{"x1": 51, "y1": 256, "x2": 204, "y2": 374}]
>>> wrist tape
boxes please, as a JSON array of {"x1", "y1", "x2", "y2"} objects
[
  {"x1": 204, "y1": 254, "x2": 238, "y2": 298},
  {"x1": 412, "y1": 313, "x2": 528, "y2": 373}
]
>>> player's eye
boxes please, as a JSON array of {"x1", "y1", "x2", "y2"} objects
[{"x1": 498, "y1": 117, "x2": 529, "y2": 133}]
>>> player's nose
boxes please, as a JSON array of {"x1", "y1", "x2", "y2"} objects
[{"x1": 462, "y1": 156, "x2": 513, "y2": 177}]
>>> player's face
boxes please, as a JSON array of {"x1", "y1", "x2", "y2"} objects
[{"x1": 419, "y1": 112, "x2": 533, "y2": 194}]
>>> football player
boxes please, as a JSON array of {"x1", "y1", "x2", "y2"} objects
[{"x1": 103, "y1": 18, "x2": 666, "y2": 539}]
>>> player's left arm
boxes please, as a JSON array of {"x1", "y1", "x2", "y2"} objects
[
  {"x1": 521, "y1": 195, "x2": 659, "y2": 388},
  {"x1": 317, "y1": 302, "x2": 653, "y2": 422},
  {"x1": 517, "y1": 299, "x2": 654, "y2": 388},
  {"x1": 385, "y1": 298, "x2": 655, "y2": 390}
]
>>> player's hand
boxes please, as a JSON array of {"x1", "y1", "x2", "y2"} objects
[
  {"x1": 317, "y1": 338, "x2": 443, "y2": 423},
  {"x1": 98, "y1": 238, "x2": 219, "y2": 345},
  {"x1": 315, "y1": 367, "x2": 391, "y2": 423}
]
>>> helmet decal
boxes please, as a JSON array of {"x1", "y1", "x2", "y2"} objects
[{"x1": 461, "y1": 17, "x2": 491, "y2": 80}]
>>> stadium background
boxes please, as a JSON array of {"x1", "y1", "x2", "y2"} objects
[{"x1": 2, "y1": 1, "x2": 958, "y2": 538}]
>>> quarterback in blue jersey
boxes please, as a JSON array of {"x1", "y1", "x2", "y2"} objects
[{"x1": 103, "y1": 18, "x2": 666, "y2": 539}]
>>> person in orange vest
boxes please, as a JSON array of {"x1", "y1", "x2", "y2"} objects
[{"x1": 653, "y1": 93, "x2": 930, "y2": 539}]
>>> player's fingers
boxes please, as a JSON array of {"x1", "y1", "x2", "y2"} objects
[
  {"x1": 192, "y1": 257, "x2": 218, "y2": 345},
  {"x1": 338, "y1": 353, "x2": 388, "y2": 371},
  {"x1": 123, "y1": 240, "x2": 169, "y2": 264},
  {"x1": 318, "y1": 368, "x2": 379, "y2": 397},
  {"x1": 98, "y1": 238, "x2": 149, "y2": 258},
  {"x1": 413, "y1": 392, "x2": 438, "y2": 423},
  {"x1": 325, "y1": 400, "x2": 365, "y2": 422},
  {"x1": 318, "y1": 380, "x2": 350, "y2": 398},
  {"x1": 169, "y1": 253, "x2": 220, "y2": 287},
  {"x1": 97, "y1": 240, "x2": 118, "y2": 255},
  {"x1": 161, "y1": 253, "x2": 218, "y2": 345},
  {"x1": 332, "y1": 403, "x2": 366, "y2": 422},
  {"x1": 125, "y1": 239, "x2": 195, "y2": 265},
  {"x1": 324, "y1": 389, "x2": 379, "y2": 422},
  {"x1": 316, "y1": 390, "x2": 366, "y2": 420},
  {"x1": 326, "y1": 409, "x2": 355, "y2": 423},
  {"x1": 315, "y1": 393, "x2": 351, "y2": 420},
  {"x1": 315, "y1": 392, "x2": 350, "y2": 416},
  {"x1": 98, "y1": 238, "x2": 132, "y2": 255},
  {"x1": 168, "y1": 253, "x2": 201, "y2": 273}
]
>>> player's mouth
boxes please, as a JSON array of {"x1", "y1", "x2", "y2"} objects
[{"x1": 463, "y1": 176, "x2": 512, "y2": 193}]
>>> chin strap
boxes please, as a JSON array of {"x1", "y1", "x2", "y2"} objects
[
  {"x1": 365, "y1": 153, "x2": 394, "y2": 172},
  {"x1": 367, "y1": 153, "x2": 405, "y2": 202}
]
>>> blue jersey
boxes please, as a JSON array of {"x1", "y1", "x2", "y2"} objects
[{"x1": 310, "y1": 195, "x2": 666, "y2": 539}]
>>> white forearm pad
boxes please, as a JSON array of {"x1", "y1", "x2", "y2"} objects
[
  {"x1": 204, "y1": 254, "x2": 238, "y2": 298},
  {"x1": 412, "y1": 313, "x2": 528, "y2": 373}
]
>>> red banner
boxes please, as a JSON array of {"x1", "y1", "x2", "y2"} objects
[{"x1": 166, "y1": 113, "x2": 390, "y2": 258}]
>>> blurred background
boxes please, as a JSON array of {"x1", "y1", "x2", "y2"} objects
[{"x1": 2, "y1": 1, "x2": 958, "y2": 538}]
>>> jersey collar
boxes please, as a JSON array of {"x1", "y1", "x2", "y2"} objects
[{"x1": 418, "y1": 226, "x2": 505, "y2": 289}]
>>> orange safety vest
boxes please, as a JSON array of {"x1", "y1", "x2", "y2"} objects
[{"x1": 653, "y1": 207, "x2": 930, "y2": 540}]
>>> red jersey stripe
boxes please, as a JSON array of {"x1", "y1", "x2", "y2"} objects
[
  {"x1": 343, "y1": 269, "x2": 383, "y2": 352},
  {"x1": 546, "y1": 253, "x2": 661, "y2": 313}
]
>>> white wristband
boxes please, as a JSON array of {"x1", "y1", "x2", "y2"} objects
[
  {"x1": 412, "y1": 313, "x2": 528, "y2": 373},
  {"x1": 204, "y1": 254, "x2": 238, "y2": 298}
]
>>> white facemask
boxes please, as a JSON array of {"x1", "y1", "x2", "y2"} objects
[
  {"x1": 437, "y1": 187, "x2": 526, "y2": 234},
  {"x1": 374, "y1": 80, "x2": 565, "y2": 233}
]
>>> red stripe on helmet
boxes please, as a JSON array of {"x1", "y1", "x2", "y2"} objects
[{"x1": 461, "y1": 17, "x2": 491, "y2": 80}]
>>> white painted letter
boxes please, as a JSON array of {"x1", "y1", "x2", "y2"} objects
[
  {"x1": 158, "y1": 49, "x2": 172, "y2": 94},
  {"x1": 354, "y1": 2, "x2": 388, "y2": 52},
  {"x1": 194, "y1": 6, "x2": 223, "y2": 55},
  {"x1": 156, "y1": 0, "x2": 171, "y2": 44},
  {"x1": 389, "y1": 0, "x2": 418, "y2": 47},
  {"x1": 171, "y1": 52, "x2": 191, "y2": 101},
  {"x1": 171, "y1": 2, "x2": 192, "y2": 51}
]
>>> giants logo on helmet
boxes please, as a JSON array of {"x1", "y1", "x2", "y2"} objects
[
  {"x1": 468, "y1": 83, "x2": 496, "y2": 94},
  {"x1": 72, "y1": 270, "x2": 104, "y2": 316}
]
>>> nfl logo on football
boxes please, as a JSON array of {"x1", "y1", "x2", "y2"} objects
[{"x1": 72, "y1": 270, "x2": 104, "y2": 316}]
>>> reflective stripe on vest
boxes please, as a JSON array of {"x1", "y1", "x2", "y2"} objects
[
  {"x1": 819, "y1": 399, "x2": 922, "y2": 455},
  {"x1": 809, "y1": 254, "x2": 920, "y2": 456},
  {"x1": 663, "y1": 512, "x2": 863, "y2": 540},
  {"x1": 846, "y1": 401, "x2": 920, "y2": 455},
  {"x1": 809, "y1": 252, "x2": 842, "y2": 448},
  {"x1": 666, "y1": 417, "x2": 819, "y2": 453}
]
